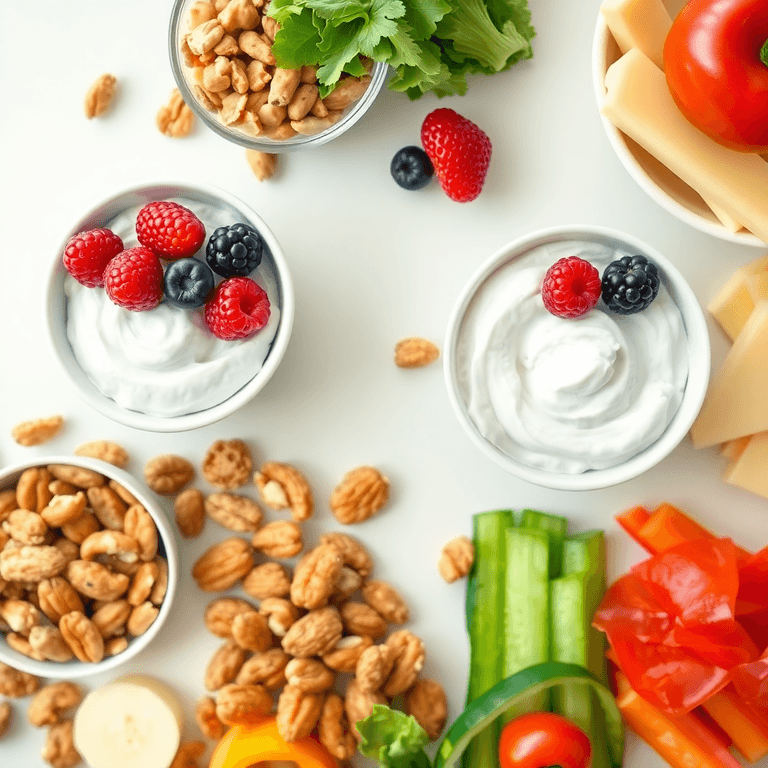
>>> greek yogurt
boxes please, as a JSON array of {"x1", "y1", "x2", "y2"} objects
[
  {"x1": 457, "y1": 240, "x2": 689, "y2": 474},
  {"x1": 64, "y1": 198, "x2": 280, "y2": 418}
]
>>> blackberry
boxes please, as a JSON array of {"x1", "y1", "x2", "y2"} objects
[
  {"x1": 163, "y1": 258, "x2": 215, "y2": 308},
  {"x1": 390, "y1": 146, "x2": 434, "y2": 190},
  {"x1": 206, "y1": 223, "x2": 263, "y2": 278},
  {"x1": 601, "y1": 254, "x2": 660, "y2": 315}
]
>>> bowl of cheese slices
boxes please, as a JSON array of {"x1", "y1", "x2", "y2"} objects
[{"x1": 593, "y1": 0, "x2": 767, "y2": 247}]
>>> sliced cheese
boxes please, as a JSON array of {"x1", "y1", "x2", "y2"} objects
[
  {"x1": 600, "y1": 0, "x2": 672, "y2": 70},
  {"x1": 720, "y1": 435, "x2": 753, "y2": 462},
  {"x1": 708, "y1": 254, "x2": 768, "y2": 341},
  {"x1": 705, "y1": 201, "x2": 744, "y2": 234},
  {"x1": 602, "y1": 49, "x2": 768, "y2": 245},
  {"x1": 690, "y1": 300, "x2": 768, "y2": 448},
  {"x1": 724, "y1": 431, "x2": 768, "y2": 501}
]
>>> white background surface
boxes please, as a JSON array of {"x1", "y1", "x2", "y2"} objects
[{"x1": 1, "y1": 1, "x2": 767, "y2": 766}]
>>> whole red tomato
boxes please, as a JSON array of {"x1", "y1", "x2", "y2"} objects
[
  {"x1": 664, "y1": 0, "x2": 768, "y2": 152},
  {"x1": 498, "y1": 712, "x2": 591, "y2": 768}
]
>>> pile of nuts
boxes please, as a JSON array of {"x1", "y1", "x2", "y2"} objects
[
  {"x1": 144, "y1": 437, "x2": 447, "y2": 762},
  {"x1": 179, "y1": 0, "x2": 372, "y2": 140},
  {"x1": 0, "y1": 450, "x2": 168, "y2": 665}
]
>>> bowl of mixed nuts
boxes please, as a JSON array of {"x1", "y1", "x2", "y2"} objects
[
  {"x1": 0, "y1": 455, "x2": 178, "y2": 679},
  {"x1": 168, "y1": 0, "x2": 387, "y2": 151}
]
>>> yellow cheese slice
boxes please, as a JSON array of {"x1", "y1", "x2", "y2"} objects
[
  {"x1": 602, "y1": 49, "x2": 768, "y2": 244},
  {"x1": 600, "y1": 0, "x2": 672, "y2": 70},
  {"x1": 691, "y1": 300, "x2": 768, "y2": 448},
  {"x1": 708, "y1": 254, "x2": 768, "y2": 341},
  {"x1": 720, "y1": 435, "x2": 753, "y2": 462},
  {"x1": 705, "y1": 202, "x2": 744, "y2": 234},
  {"x1": 723, "y1": 431, "x2": 768, "y2": 500}
]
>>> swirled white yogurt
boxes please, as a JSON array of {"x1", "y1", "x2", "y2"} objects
[
  {"x1": 64, "y1": 198, "x2": 280, "y2": 418},
  {"x1": 457, "y1": 240, "x2": 689, "y2": 473}
]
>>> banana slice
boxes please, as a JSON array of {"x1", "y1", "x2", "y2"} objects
[{"x1": 73, "y1": 675, "x2": 182, "y2": 768}]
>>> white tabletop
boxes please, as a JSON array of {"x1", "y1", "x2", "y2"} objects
[{"x1": 2, "y1": 2, "x2": 767, "y2": 767}]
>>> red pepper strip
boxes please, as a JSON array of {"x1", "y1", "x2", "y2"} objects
[
  {"x1": 618, "y1": 686, "x2": 743, "y2": 768},
  {"x1": 737, "y1": 546, "x2": 768, "y2": 616},
  {"x1": 615, "y1": 506, "x2": 653, "y2": 551}
]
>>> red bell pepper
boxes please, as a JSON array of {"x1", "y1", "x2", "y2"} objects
[{"x1": 664, "y1": 0, "x2": 768, "y2": 153}]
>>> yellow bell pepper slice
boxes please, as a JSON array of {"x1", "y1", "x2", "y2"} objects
[{"x1": 208, "y1": 716, "x2": 338, "y2": 768}]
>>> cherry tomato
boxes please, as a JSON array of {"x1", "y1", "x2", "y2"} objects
[{"x1": 498, "y1": 712, "x2": 591, "y2": 768}]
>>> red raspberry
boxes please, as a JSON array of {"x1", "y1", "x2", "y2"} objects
[
  {"x1": 204, "y1": 277, "x2": 271, "y2": 341},
  {"x1": 103, "y1": 246, "x2": 164, "y2": 311},
  {"x1": 420, "y1": 108, "x2": 492, "y2": 203},
  {"x1": 135, "y1": 201, "x2": 205, "y2": 260},
  {"x1": 62, "y1": 228, "x2": 124, "y2": 287},
  {"x1": 541, "y1": 256, "x2": 602, "y2": 319}
]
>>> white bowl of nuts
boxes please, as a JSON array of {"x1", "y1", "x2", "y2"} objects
[
  {"x1": 168, "y1": 0, "x2": 387, "y2": 151},
  {"x1": 0, "y1": 456, "x2": 178, "y2": 679}
]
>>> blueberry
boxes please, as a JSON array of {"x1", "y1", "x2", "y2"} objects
[
  {"x1": 390, "y1": 146, "x2": 434, "y2": 190},
  {"x1": 163, "y1": 258, "x2": 215, "y2": 309}
]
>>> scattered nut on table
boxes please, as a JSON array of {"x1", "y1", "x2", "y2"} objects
[
  {"x1": 438, "y1": 535, "x2": 475, "y2": 583},
  {"x1": 11, "y1": 416, "x2": 65, "y2": 447},
  {"x1": 84, "y1": 73, "x2": 117, "y2": 119},
  {"x1": 394, "y1": 337, "x2": 440, "y2": 368}
]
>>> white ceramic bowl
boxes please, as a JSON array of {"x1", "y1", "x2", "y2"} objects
[
  {"x1": 168, "y1": 0, "x2": 387, "y2": 153},
  {"x1": 444, "y1": 225, "x2": 711, "y2": 491},
  {"x1": 46, "y1": 182, "x2": 295, "y2": 433},
  {"x1": 592, "y1": 3, "x2": 764, "y2": 247},
  {"x1": 0, "y1": 456, "x2": 178, "y2": 679}
]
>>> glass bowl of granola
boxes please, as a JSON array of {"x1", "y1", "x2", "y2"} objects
[
  {"x1": 0, "y1": 456, "x2": 179, "y2": 679},
  {"x1": 168, "y1": 0, "x2": 388, "y2": 152}
]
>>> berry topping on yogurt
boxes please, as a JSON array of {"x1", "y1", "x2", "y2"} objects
[
  {"x1": 541, "y1": 256, "x2": 602, "y2": 319},
  {"x1": 136, "y1": 200, "x2": 206, "y2": 260}
]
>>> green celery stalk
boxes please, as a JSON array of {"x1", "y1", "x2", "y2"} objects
[
  {"x1": 520, "y1": 509, "x2": 568, "y2": 579},
  {"x1": 551, "y1": 531, "x2": 611, "y2": 768},
  {"x1": 504, "y1": 527, "x2": 551, "y2": 717},
  {"x1": 463, "y1": 510, "x2": 514, "y2": 768}
]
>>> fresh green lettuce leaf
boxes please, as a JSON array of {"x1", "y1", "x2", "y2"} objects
[
  {"x1": 401, "y1": 0, "x2": 451, "y2": 40},
  {"x1": 268, "y1": 0, "x2": 307, "y2": 24},
  {"x1": 357, "y1": 704, "x2": 432, "y2": 768},
  {"x1": 270, "y1": 9, "x2": 321, "y2": 68}
]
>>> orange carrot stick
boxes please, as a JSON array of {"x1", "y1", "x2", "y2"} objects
[{"x1": 702, "y1": 685, "x2": 768, "y2": 763}]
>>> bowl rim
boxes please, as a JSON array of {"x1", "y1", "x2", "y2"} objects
[
  {"x1": 168, "y1": 0, "x2": 389, "y2": 153},
  {"x1": 0, "y1": 455, "x2": 179, "y2": 679},
  {"x1": 591, "y1": 12, "x2": 764, "y2": 249},
  {"x1": 46, "y1": 180, "x2": 296, "y2": 433},
  {"x1": 443, "y1": 224, "x2": 711, "y2": 492}
]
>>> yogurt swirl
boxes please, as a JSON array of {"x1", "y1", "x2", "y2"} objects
[
  {"x1": 458, "y1": 240, "x2": 689, "y2": 473},
  {"x1": 64, "y1": 198, "x2": 281, "y2": 418}
]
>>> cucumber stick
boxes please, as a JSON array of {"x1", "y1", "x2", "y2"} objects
[
  {"x1": 463, "y1": 510, "x2": 514, "y2": 768},
  {"x1": 551, "y1": 531, "x2": 611, "y2": 768},
  {"x1": 520, "y1": 509, "x2": 568, "y2": 579},
  {"x1": 504, "y1": 527, "x2": 551, "y2": 716}
]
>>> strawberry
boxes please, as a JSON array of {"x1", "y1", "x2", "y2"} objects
[
  {"x1": 420, "y1": 108, "x2": 492, "y2": 203},
  {"x1": 136, "y1": 201, "x2": 205, "y2": 260},
  {"x1": 103, "y1": 246, "x2": 164, "y2": 311}
]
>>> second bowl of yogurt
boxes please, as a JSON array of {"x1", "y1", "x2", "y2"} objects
[
  {"x1": 444, "y1": 226, "x2": 710, "y2": 491},
  {"x1": 47, "y1": 182, "x2": 295, "y2": 432}
]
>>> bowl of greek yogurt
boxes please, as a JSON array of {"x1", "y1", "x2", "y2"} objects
[
  {"x1": 444, "y1": 225, "x2": 710, "y2": 491},
  {"x1": 46, "y1": 182, "x2": 294, "y2": 432}
]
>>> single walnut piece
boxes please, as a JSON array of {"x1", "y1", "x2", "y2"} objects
[
  {"x1": 215, "y1": 683, "x2": 273, "y2": 726},
  {"x1": 150, "y1": 557, "x2": 168, "y2": 605},
  {"x1": 202, "y1": 439, "x2": 253, "y2": 490},
  {"x1": 405, "y1": 678, "x2": 448, "y2": 740},
  {"x1": 127, "y1": 561, "x2": 160, "y2": 606},
  {"x1": 276, "y1": 685, "x2": 323, "y2": 742},
  {"x1": 0, "y1": 598, "x2": 41, "y2": 633},
  {"x1": 37, "y1": 577, "x2": 84, "y2": 624},
  {"x1": 124, "y1": 505, "x2": 158, "y2": 562},
  {"x1": 3, "y1": 508, "x2": 48, "y2": 545},
  {"x1": 285, "y1": 658, "x2": 335, "y2": 693},
  {"x1": 7, "y1": 632, "x2": 46, "y2": 660},
  {"x1": 174, "y1": 488, "x2": 206, "y2": 538},
  {"x1": 195, "y1": 695, "x2": 226, "y2": 740},
  {"x1": 319, "y1": 532, "x2": 373, "y2": 578},
  {"x1": 383, "y1": 629, "x2": 426, "y2": 697},
  {"x1": 394, "y1": 337, "x2": 440, "y2": 368},
  {"x1": 246, "y1": 150, "x2": 278, "y2": 181},
  {"x1": 193, "y1": 537, "x2": 254, "y2": 592},
  {"x1": 144, "y1": 455, "x2": 195, "y2": 495},
  {"x1": 61, "y1": 512, "x2": 101, "y2": 545},
  {"x1": 0, "y1": 545, "x2": 67, "y2": 582},
  {"x1": 90, "y1": 599, "x2": 131, "y2": 639},
  {"x1": 157, "y1": 88, "x2": 196, "y2": 138},
  {"x1": 11, "y1": 416, "x2": 65, "y2": 446},
  {"x1": 0, "y1": 700, "x2": 11, "y2": 739},
  {"x1": 204, "y1": 597, "x2": 256, "y2": 638},
  {"x1": 41, "y1": 719, "x2": 81, "y2": 768},
  {"x1": 84, "y1": 73, "x2": 117, "y2": 119},
  {"x1": 258, "y1": 597, "x2": 300, "y2": 637},
  {"x1": 80, "y1": 530, "x2": 140, "y2": 563},
  {"x1": 322, "y1": 635, "x2": 374, "y2": 673},
  {"x1": 290, "y1": 544, "x2": 343, "y2": 610},
  {"x1": 362, "y1": 580, "x2": 410, "y2": 624},
  {"x1": 345, "y1": 678, "x2": 387, "y2": 739},
  {"x1": 74, "y1": 440, "x2": 129, "y2": 468},
  {"x1": 356, "y1": 644, "x2": 396, "y2": 693},
  {"x1": 16, "y1": 467, "x2": 53, "y2": 512},
  {"x1": 242, "y1": 562, "x2": 291, "y2": 601},
  {"x1": 41, "y1": 493, "x2": 87, "y2": 528},
  {"x1": 48, "y1": 465, "x2": 105, "y2": 490},
  {"x1": 236, "y1": 648, "x2": 290, "y2": 690},
  {"x1": 0, "y1": 662, "x2": 40, "y2": 697},
  {"x1": 87, "y1": 486, "x2": 127, "y2": 531},
  {"x1": 205, "y1": 640, "x2": 249, "y2": 691},
  {"x1": 127, "y1": 601, "x2": 159, "y2": 636},
  {"x1": 281, "y1": 606, "x2": 342, "y2": 658},
  {"x1": 438, "y1": 536, "x2": 474, "y2": 583},
  {"x1": 28, "y1": 626, "x2": 75, "y2": 663},
  {"x1": 27, "y1": 682, "x2": 83, "y2": 727},
  {"x1": 331, "y1": 566, "x2": 363, "y2": 604},
  {"x1": 105, "y1": 637, "x2": 128, "y2": 657},
  {"x1": 231, "y1": 610, "x2": 271, "y2": 652},
  {"x1": 0, "y1": 489, "x2": 17, "y2": 521},
  {"x1": 318, "y1": 693, "x2": 356, "y2": 760},
  {"x1": 59, "y1": 611, "x2": 105, "y2": 663},
  {"x1": 251, "y1": 520, "x2": 303, "y2": 559},
  {"x1": 205, "y1": 492, "x2": 263, "y2": 533},
  {"x1": 254, "y1": 462, "x2": 313, "y2": 521},
  {"x1": 330, "y1": 466, "x2": 390, "y2": 525},
  {"x1": 339, "y1": 602, "x2": 387, "y2": 639},
  {"x1": 66, "y1": 560, "x2": 130, "y2": 601}
]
